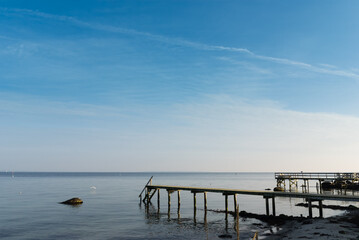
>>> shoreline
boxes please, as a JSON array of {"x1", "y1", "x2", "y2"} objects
[{"x1": 262, "y1": 210, "x2": 359, "y2": 239}]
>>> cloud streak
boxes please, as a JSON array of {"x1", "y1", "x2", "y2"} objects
[
  {"x1": 3, "y1": 93, "x2": 359, "y2": 171},
  {"x1": 2, "y1": 7, "x2": 359, "y2": 80}
]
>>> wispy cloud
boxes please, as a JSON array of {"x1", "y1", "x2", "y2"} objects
[
  {"x1": 2, "y1": 7, "x2": 359, "y2": 80},
  {"x1": 2, "y1": 92, "x2": 359, "y2": 171}
]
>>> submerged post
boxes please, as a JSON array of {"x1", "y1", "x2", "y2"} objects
[{"x1": 177, "y1": 190, "x2": 181, "y2": 212}]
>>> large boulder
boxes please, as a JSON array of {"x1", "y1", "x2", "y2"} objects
[{"x1": 60, "y1": 197, "x2": 83, "y2": 205}]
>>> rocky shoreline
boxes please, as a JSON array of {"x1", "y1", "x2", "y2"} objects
[
  {"x1": 212, "y1": 206, "x2": 359, "y2": 239},
  {"x1": 263, "y1": 210, "x2": 359, "y2": 239}
]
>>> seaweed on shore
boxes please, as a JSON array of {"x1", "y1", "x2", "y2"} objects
[
  {"x1": 296, "y1": 203, "x2": 358, "y2": 211},
  {"x1": 209, "y1": 209, "x2": 306, "y2": 226}
]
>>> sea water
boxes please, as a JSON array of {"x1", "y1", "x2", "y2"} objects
[{"x1": 0, "y1": 172, "x2": 357, "y2": 240}]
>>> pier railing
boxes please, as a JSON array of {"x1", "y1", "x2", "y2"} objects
[
  {"x1": 138, "y1": 176, "x2": 153, "y2": 203},
  {"x1": 275, "y1": 172, "x2": 359, "y2": 181}
]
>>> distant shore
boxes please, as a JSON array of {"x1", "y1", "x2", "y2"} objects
[{"x1": 263, "y1": 210, "x2": 359, "y2": 239}]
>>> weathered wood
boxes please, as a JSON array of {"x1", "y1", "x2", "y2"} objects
[
  {"x1": 308, "y1": 199, "x2": 313, "y2": 218},
  {"x1": 148, "y1": 185, "x2": 359, "y2": 202},
  {"x1": 319, "y1": 200, "x2": 323, "y2": 218},
  {"x1": 265, "y1": 197, "x2": 269, "y2": 216},
  {"x1": 157, "y1": 188, "x2": 160, "y2": 209},
  {"x1": 167, "y1": 190, "x2": 171, "y2": 210},
  {"x1": 225, "y1": 194, "x2": 228, "y2": 214},
  {"x1": 149, "y1": 188, "x2": 157, "y2": 201},
  {"x1": 275, "y1": 172, "x2": 359, "y2": 181},
  {"x1": 193, "y1": 192, "x2": 197, "y2": 210},
  {"x1": 233, "y1": 194, "x2": 237, "y2": 213},
  {"x1": 272, "y1": 197, "x2": 276, "y2": 216},
  {"x1": 146, "y1": 189, "x2": 150, "y2": 204},
  {"x1": 177, "y1": 190, "x2": 181, "y2": 210},
  {"x1": 204, "y1": 192, "x2": 207, "y2": 211},
  {"x1": 139, "y1": 176, "x2": 153, "y2": 197}
]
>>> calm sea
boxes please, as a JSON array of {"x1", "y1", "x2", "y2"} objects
[{"x1": 0, "y1": 172, "x2": 356, "y2": 240}]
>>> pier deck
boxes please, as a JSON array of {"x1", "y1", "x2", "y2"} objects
[
  {"x1": 142, "y1": 183, "x2": 359, "y2": 219},
  {"x1": 148, "y1": 185, "x2": 359, "y2": 202}
]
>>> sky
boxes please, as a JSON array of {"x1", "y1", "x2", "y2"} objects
[{"x1": 1, "y1": 0, "x2": 359, "y2": 172}]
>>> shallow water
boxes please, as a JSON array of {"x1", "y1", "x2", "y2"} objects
[{"x1": 0, "y1": 172, "x2": 357, "y2": 239}]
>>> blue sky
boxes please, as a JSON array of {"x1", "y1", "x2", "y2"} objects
[{"x1": 1, "y1": 0, "x2": 359, "y2": 171}]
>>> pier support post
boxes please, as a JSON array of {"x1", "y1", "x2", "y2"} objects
[
  {"x1": 272, "y1": 197, "x2": 276, "y2": 216},
  {"x1": 308, "y1": 199, "x2": 313, "y2": 218},
  {"x1": 233, "y1": 194, "x2": 237, "y2": 213},
  {"x1": 177, "y1": 190, "x2": 181, "y2": 212},
  {"x1": 157, "y1": 189, "x2": 160, "y2": 209},
  {"x1": 319, "y1": 200, "x2": 323, "y2": 218},
  {"x1": 193, "y1": 192, "x2": 197, "y2": 211},
  {"x1": 204, "y1": 192, "x2": 207, "y2": 211},
  {"x1": 146, "y1": 188, "x2": 150, "y2": 205},
  {"x1": 167, "y1": 190, "x2": 171, "y2": 210},
  {"x1": 265, "y1": 197, "x2": 269, "y2": 216},
  {"x1": 225, "y1": 194, "x2": 228, "y2": 215}
]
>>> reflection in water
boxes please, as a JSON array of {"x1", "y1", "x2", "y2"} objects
[{"x1": 144, "y1": 205, "x2": 248, "y2": 239}]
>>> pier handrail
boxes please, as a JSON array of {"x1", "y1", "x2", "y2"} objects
[
  {"x1": 275, "y1": 172, "x2": 359, "y2": 180},
  {"x1": 139, "y1": 176, "x2": 153, "y2": 198}
]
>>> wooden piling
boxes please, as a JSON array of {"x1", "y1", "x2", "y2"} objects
[
  {"x1": 225, "y1": 194, "x2": 228, "y2": 214},
  {"x1": 236, "y1": 203, "x2": 239, "y2": 240},
  {"x1": 177, "y1": 190, "x2": 181, "y2": 211},
  {"x1": 193, "y1": 192, "x2": 197, "y2": 223},
  {"x1": 146, "y1": 189, "x2": 150, "y2": 204},
  {"x1": 234, "y1": 194, "x2": 237, "y2": 213},
  {"x1": 272, "y1": 197, "x2": 276, "y2": 216},
  {"x1": 319, "y1": 200, "x2": 323, "y2": 218},
  {"x1": 308, "y1": 199, "x2": 313, "y2": 218},
  {"x1": 204, "y1": 192, "x2": 207, "y2": 211},
  {"x1": 193, "y1": 192, "x2": 197, "y2": 210},
  {"x1": 265, "y1": 197, "x2": 269, "y2": 216},
  {"x1": 157, "y1": 189, "x2": 160, "y2": 209},
  {"x1": 167, "y1": 190, "x2": 171, "y2": 210}
]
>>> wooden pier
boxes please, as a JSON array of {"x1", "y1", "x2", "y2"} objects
[
  {"x1": 275, "y1": 172, "x2": 359, "y2": 191},
  {"x1": 140, "y1": 179, "x2": 359, "y2": 219}
]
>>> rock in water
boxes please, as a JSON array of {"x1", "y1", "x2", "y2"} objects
[
  {"x1": 273, "y1": 187, "x2": 285, "y2": 192},
  {"x1": 60, "y1": 197, "x2": 83, "y2": 205}
]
